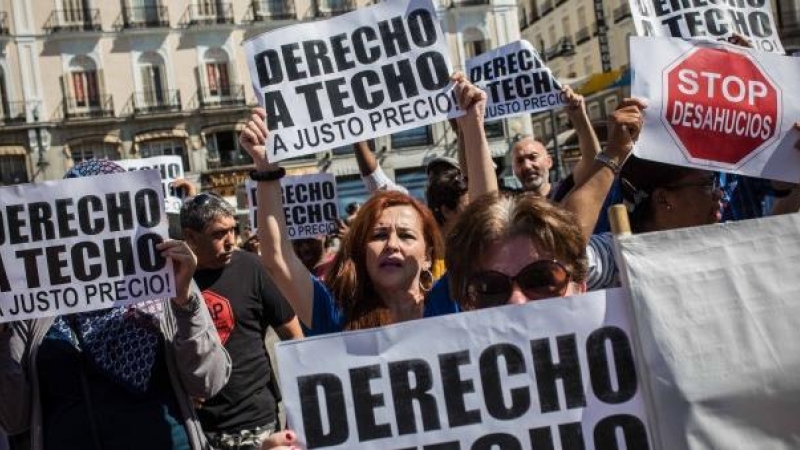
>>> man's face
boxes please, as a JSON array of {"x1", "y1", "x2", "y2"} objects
[
  {"x1": 512, "y1": 139, "x2": 552, "y2": 194},
  {"x1": 186, "y1": 215, "x2": 237, "y2": 269}
]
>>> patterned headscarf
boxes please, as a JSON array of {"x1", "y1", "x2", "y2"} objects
[
  {"x1": 47, "y1": 159, "x2": 162, "y2": 394},
  {"x1": 63, "y1": 159, "x2": 126, "y2": 178}
]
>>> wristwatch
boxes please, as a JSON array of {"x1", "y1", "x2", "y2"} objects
[{"x1": 595, "y1": 152, "x2": 623, "y2": 175}]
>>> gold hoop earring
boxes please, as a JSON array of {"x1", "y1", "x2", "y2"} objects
[{"x1": 419, "y1": 269, "x2": 434, "y2": 293}]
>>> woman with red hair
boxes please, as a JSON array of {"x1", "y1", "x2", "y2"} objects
[{"x1": 239, "y1": 76, "x2": 486, "y2": 335}]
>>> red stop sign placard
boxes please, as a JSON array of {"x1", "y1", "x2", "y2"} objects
[{"x1": 662, "y1": 46, "x2": 781, "y2": 166}]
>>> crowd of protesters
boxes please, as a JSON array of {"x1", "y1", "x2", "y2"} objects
[{"x1": 2, "y1": 30, "x2": 800, "y2": 450}]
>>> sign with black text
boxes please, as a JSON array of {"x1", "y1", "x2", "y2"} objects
[
  {"x1": 276, "y1": 288, "x2": 652, "y2": 449},
  {"x1": 466, "y1": 40, "x2": 565, "y2": 122},
  {"x1": 631, "y1": 37, "x2": 800, "y2": 182},
  {"x1": 629, "y1": 0, "x2": 784, "y2": 53},
  {"x1": 246, "y1": 173, "x2": 338, "y2": 239},
  {"x1": 0, "y1": 170, "x2": 175, "y2": 323},
  {"x1": 118, "y1": 155, "x2": 185, "y2": 214},
  {"x1": 244, "y1": 0, "x2": 460, "y2": 162}
]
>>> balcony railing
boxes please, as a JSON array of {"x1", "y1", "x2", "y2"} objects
[
  {"x1": 198, "y1": 84, "x2": 246, "y2": 109},
  {"x1": 575, "y1": 26, "x2": 590, "y2": 45},
  {"x1": 244, "y1": 1, "x2": 296, "y2": 21},
  {"x1": 543, "y1": 36, "x2": 575, "y2": 61},
  {"x1": 315, "y1": 0, "x2": 355, "y2": 18},
  {"x1": 118, "y1": 5, "x2": 170, "y2": 29},
  {"x1": 452, "y1": 0, "x2": 490, "y2": 6},
  {"x1": 181, "y1": 3, "x2": 234, "y2": 27},
  {"x1": 613, "y1": 3, "x2": 631, "y2": 23},
  {"x1": 0, "y1": 101, "x2": 37, "y2": 123},
  {"x1": 63, "y1": 95, "x2": 114, "y2": 120},
  {"x1": 0, "y1": 12, "x2": 9, "y2": 35},
  {"x1": 44, "y1": 8, "x2": 101, "y2": 33},
  {"x1": 130, "y1": 90, "x2": 182, "y2": 115}
]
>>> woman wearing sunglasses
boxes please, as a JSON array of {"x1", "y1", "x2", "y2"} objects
[{"x1": 444, "y1": 192, "x2": 589, "y2": 310}]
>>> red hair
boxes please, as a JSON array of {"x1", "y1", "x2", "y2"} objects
[{"x1": 326, "y1": 190, "x2": 443, "y2": 331}]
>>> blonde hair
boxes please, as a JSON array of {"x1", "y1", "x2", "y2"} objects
[{"x1": 446, "y1": 192, "x2": 588, "y2": 310}]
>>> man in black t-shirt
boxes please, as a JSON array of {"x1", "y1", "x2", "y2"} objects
[{"x1": 181, "y1": 192, "x2": 302, "y2": 450}]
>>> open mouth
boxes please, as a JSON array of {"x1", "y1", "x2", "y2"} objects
[{"x1": 379, "y1": 258, "x2": 403, "y2": 269}]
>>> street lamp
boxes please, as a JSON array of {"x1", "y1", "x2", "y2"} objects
[{"x1": 32, "y1": 106, "x2": 49, "y2": 179}]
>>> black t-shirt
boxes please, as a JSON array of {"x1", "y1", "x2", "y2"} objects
[{"x1": 193, "y1": 250, "x2": 296, "y2": 432}]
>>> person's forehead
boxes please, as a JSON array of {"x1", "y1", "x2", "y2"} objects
[
  {"x1": 374, "y1": 205, "x2": 422, "y2": 228},
  {"x1": 514, "y1": 140, "x2": 546, "y2": 157},
  {"x1": 481, "y1": 236, "x2": 551, "y2": 273},
  {"x1": 203, "y1": 215, "x2": 236, "y2": 232}
]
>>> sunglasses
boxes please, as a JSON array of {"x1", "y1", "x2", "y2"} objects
[
  {"x1": 466, "y1": 260, "x2": 572, "y2": 308},
  {"x1": 188, "y1": 192, "x2": 222, "y2": 207}
]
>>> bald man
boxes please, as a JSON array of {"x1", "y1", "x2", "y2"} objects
[{"x1": 511, "y1": 136, "x2": 554, "y2": 197}]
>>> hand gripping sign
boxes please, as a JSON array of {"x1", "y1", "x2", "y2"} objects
[
  {"x1": 632, "y1": 37, "x2": 800, "y2": 182},
  {"x1": 244, "y1": 0, "x2": 459, "y2": 162},
  {"x1": 465, "y1": 40, "x2": 566, "y2": 122},
  {"x1": 0, "y1": 170, "x2": 175, "y2": 323}
]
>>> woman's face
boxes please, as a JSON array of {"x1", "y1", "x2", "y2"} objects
[
  {"x1": 365, "y1": 205, "x2": 430, "y2": 297},
  {"x1": 657, "y1": 170, "x2": 724, "y2": 229},
  {"x1": 472, "y1": 235, "x2": 585, "y2": 307}
]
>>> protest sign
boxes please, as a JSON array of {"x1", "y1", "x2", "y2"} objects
[
  {"x1": 631, "y1": 36, "x2": 800, "y2": 182},
  {"x1": 629, "y1": 0, "x2": 784, "y2": 53},
  {"x1": 118, "y1": 155, "x2": 185, "y2": 213},
  {"x1": 246, "y1": 173, "x2": 338, "y2": 239},
  {"x1": 244, "y1": 0, "x2": 459, "y2": 162},
  {"x1": 616, "y1": 212, "x2": 800, "y2": 449},
  {"x1": 0, "y1": 170, "x2": 175, "y2": 323},
  {"x1": 466, "y1": 40, "x2": 565, "y2": 122},
  {"x1": 276, "y1": 288, "x2": 652, "y2": 449}
]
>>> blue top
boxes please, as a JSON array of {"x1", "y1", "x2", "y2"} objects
[{"x1": 307, "y1": 275, "x2": 461, "y2": 335}]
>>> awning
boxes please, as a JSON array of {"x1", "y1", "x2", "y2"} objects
[
  {"x1": 0, "y1": 145, "x2": 28, "y2": 156},
  {"x1": 611, "y1": 68, "x2": 631, "y2": 88},
  {"x1": 577, "y1": 69, "x2": 623, "y2": 96}
]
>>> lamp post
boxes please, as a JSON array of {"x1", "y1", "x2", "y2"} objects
[{"x1": 32, "y1": 107, "x2": 49, "y2": 180}]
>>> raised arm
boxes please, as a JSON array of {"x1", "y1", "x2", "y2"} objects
[
  {"x1": 452, "y1": 72, "x2": 498, "y2": 200},
  {"x1": 561, "y1": 98, "x2": 646, "y2": 241},
  {"x1": 239, "y1": 108, "x2": 315, "y2": 327},
  {"x1": 562, "y1": 85, "x2": 602, "y2": 187}
]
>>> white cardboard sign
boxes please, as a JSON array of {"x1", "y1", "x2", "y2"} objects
[
  {"x1": 0, "y1": 170, "x2": 175, "y2": 322},
  {"x1": 244, "y1": 0, "x2": 460, "y2": 162},
  {"x1": 631, "y1": 36, "x2": 800, "y2": 182},
  {"x1": 616, "y1": 212, "x2": 800, "y2": 449},
  {"x1": 466, "y1": 40, "x2": 565, "y2": 122},
  {"x1": 118, "y1": 155, "x2": 185, "y2": 214},
  {"x1": 276, "y1": 288, "x2": 652, "y2": 449},
  {"x1": 629, "y1": 0, "x2": 784, "y2": 53},
  {"x1": 246, "y1": 173, "x2": 339, "y2": 239}
]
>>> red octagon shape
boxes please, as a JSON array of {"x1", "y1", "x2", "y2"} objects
[{"x1": 662, "y1": 46, "x2": 781, "y2": 167}]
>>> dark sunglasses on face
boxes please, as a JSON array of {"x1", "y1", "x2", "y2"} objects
[{"x1": 466, "y1": 260, "x2": 572, "y2": 308}]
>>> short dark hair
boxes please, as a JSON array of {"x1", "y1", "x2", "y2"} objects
[
  {"x1": 425, "y1": 167, "x2": 467, "y2": 226},
  {"x1": 180, "y1": 192, "x2": 236, "y2": 232}
]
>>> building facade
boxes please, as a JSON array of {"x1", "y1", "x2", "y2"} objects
[{"x1": 0, "y1": 0, "x2": 526, "y2": 211}]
